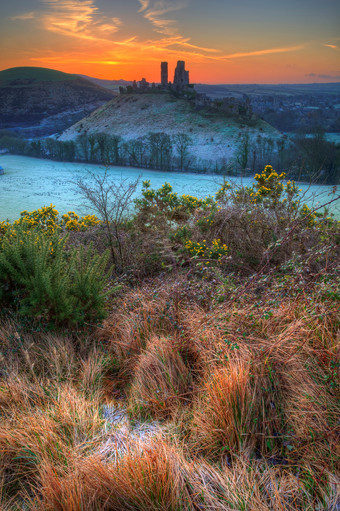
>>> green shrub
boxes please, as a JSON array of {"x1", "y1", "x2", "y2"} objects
[{"x1": 0, "y1": 226, "x2": 111, "y2": 324}]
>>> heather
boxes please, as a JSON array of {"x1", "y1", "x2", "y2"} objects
[{"x1": 0, "y1": 168, "x2": 339, "y2": 510}]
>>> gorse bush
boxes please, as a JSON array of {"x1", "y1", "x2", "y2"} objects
[
  {"x1": 135, "y1": 180, "x2": 215, "y2": 228},
  {"x1": 0, "y1": 226, "x2": 111, "y2": 323},
  {"x1": 132, "y1": 168, "x2": 338, "y2": 272},
  {"x1": 0, "y1": 205, "x2": 101, "y2": 237}
]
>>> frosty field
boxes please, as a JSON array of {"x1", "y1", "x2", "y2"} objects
[{"x1": 0, "y1": 155, "x2": 338, "y2": 221}]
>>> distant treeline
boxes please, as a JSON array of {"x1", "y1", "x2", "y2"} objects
[{"x1": 0, "y1": 129, "x2": 339, "y2": 184}]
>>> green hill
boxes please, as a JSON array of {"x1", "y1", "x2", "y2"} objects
[{"x1": 0, "y1": 66, "x2": 78, "y2": 86}]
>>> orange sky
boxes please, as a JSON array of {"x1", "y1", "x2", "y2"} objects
[{"x1": 1, "y1": 0, "x2": 339, "y2": 83}]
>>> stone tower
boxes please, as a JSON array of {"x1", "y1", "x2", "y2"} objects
[
  {"x1": 174, "y1": 61, "x2": 189, "y2": 89},
  {"x1": 161, "y1": 62, "x2": 168, "y2": 86}
]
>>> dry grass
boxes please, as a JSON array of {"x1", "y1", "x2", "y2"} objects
[
  {"x1": 128, "y1": 336, "x2": 193, "y2": 420},
  {"x1": 0, "y1": 270, "x2": 339, "y2": 510}
]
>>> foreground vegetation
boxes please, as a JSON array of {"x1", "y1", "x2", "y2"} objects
[{"x1": 0, "y1": 168, "x2": 339, "y2": 509}]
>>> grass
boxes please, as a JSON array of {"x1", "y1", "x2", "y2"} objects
[{"x1": 0, "y1": 269, "x2": 338, "y2": 509}]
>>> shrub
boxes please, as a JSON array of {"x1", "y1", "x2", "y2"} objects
[{"x1": 0, "y1": 226, "x2": 111, "y2": 323}]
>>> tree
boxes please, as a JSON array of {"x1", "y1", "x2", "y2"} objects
[
  {"x1": 148, "y1": 132, "x2": 173, "y2": 170},
  {"x1": 293, "y1": 131, "x2": 340, "y2": 183},
  {"x1": 236, "y1": 130, "x2": 249, "y2": 172},
  {"x1": 95, "y1": 132, "x2": 111, "y2": 163},
  {"x1": 75, "y1": 170, "x2": 140, "y2": 268},
  {"x1": 107, "y1": 134, "x2": 122, "y2": 165},
  {"x1": 123, "y1": 137, "x2": 147, "y2": 167},
  {"x1": 89, "y1": 134, "x2": 98, "y2": 162},
  {"x1": 77, "y1": 133, "x2": 90, "y2": 162},
  {"x1": 173, "y1": 133, "x2": 192, "y2": 171}
]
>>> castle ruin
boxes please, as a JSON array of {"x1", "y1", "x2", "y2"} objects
[
  {"x1": 161, "y1": 62, "x2": 168, "y2": 87},
  {"x1": 120, "y1": 60, "x2": 192, "y2": 94},
  {"x1": 160, "y1": 60, "x2": 190, "y2": 91},
  {"x1": 173, "y1": 61, "x2": 189, "y2": 90}
]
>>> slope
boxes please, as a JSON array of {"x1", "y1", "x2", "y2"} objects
[
  {"x1": 60, "y1": 91, "x2": 280, "y2": 165},
  {"x1": 0, "y1": 67, "x2": 116, "y2": 136}
]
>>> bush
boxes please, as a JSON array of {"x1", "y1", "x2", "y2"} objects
[{"x1": 0, "y1": 226, "x2": 111, "y2": 324}]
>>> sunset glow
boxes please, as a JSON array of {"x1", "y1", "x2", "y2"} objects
[{"x1": 1, "y1": 0, "x2": 339, "y2": 83}]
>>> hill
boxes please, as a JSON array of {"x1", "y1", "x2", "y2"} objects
[
  {"x1": 60, "y1": 91, "x2": 280, "y2": 168},
  {"x1": 195, "y1": 82, "x2": 340, "y2": 99},
  {"x1": 76, "y1": 74, "x2": 132, "y2": 93},
  {"x1": 0, "y1": 67, "x2": 116, "y2": 137}
]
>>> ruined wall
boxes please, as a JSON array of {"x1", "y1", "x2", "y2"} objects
[
  {"x1": 161, "y1": 62, "x2": 168, "y2": 86},
  {"x1": 174, "y1": 61, "x2": 189, "y2": 89}
]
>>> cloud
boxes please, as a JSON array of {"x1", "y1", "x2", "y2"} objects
[
  {"x1": 26, "y1": 1, "x2": 307, "y2": 74},
  {"x1": 10, "y1": 12, "x2": 36, "y2": 21},
  {"x1": 138, "y1": 0, "x2": 187, "y2": 36},
  {"x1": 31, "y1": 55, "x2": 119, "y2": 65},
  {"x1": 324, "y1": 44, "x2": 339, "y2": 50},
  {"x1": 40, "y1": 0, "x2": 122, "y2": 41},
  {"x1": 136, "y1": 2, "x2": 304, "y2": 61},
  {"x1": 306, "y1": 72, "x2": 340, "y2": 79},
  {"x1": 138, "y1": 0, "x2": 150, "y2": 11},
  {"x1": 221, "y1": 45, "x2": 305, "y2": 60}
]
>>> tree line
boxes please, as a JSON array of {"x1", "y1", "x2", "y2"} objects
[{"x1": 0, "y1": 129, "x2": 339, "y2": 184}]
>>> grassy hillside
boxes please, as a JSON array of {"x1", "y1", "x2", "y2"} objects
[
  {"x1": 0, "y1": 66, "x2": 78, "y2": 86},
  {"x1": 0, "y1": 67, "x2": 116, "y2": 136},
  {"x1": 60, "y1": 92, "x2": 280, "y2": 165}
]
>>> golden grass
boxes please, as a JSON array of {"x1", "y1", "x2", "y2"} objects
[
  {"x1": 0, "y1": 275, "x2": 339, "y2": 509},
  {"x1": 128, "y1": 336, "x2": 193, "y2": 420}
]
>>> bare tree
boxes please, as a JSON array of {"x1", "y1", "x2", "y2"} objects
[
  {"x1": 173, "y1": 133, "x2": 192, "y2": 171},
  {"x1": 75, "y1": 169, "x2": 140, "y2": 268},
  {"x1": 236, "y1": 130, "x2": 250, "y2": 172},
  {"x1": 77, "y1": 133, "x2": 90, "y2": 162}
]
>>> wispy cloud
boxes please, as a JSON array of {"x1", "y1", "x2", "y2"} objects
[
  {"x1": 138, "y1": 0, "x2": 187, "y2": 36},
  {"x1": 40, "y1": 0, "x2": 122, "y2": 41},
  {"x1": 24, "y1": 1, "x2": 306, "y2": 75},
  {"x1": 306, "y1": 72, "x2": 340, "y2": 79},
  {"x1": 138, "y1": 0, "x2": 150, "y2": 11},
  {"x1": 30, "y1": 55, "x2": 119, "y2": 65},
  {"x1": 324, "y1": 43, "x2": 339, "y2": 50},
  {"x1": 221, "y1": 45, "x2": 305, "y2": 60},
  {"x1": 10, "y1": 12, "x2": 36, "y2": 21}
]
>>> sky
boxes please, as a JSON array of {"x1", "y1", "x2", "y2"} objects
[{"x1": 0, "y1": 0, "x2": 339, "y2": 84}]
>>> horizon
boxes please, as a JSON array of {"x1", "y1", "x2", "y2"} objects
[
  {"x1": 1, "y1": 65, "x2": 340, "y2": 87},
  {"x1": 0, "y1": 1, "x2": 339, "y2": 84}
]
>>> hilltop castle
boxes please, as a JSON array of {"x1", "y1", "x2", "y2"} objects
[
  {"x1": 120, "y1": 60, "x2": 192, "y2": 94},
  {"x1": 118, "y1": 61, "x2": 252, "y2": 120}
]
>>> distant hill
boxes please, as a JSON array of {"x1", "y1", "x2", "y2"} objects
[
  {"x1": 0, "y1": 67, "x2": 79, "y2": 85},
  {"x1": 0, "y1": 67, "x2": 116, "y2": 137},
  {"x1": 60, "y1": 91, "x2": 280, "y2": 167},
  {"x1": 195, "y1": 82, "x2": 340, "y2": 99},
  {"x1": 76, "y1": 74, "x2": 133, "y2": 92}
]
